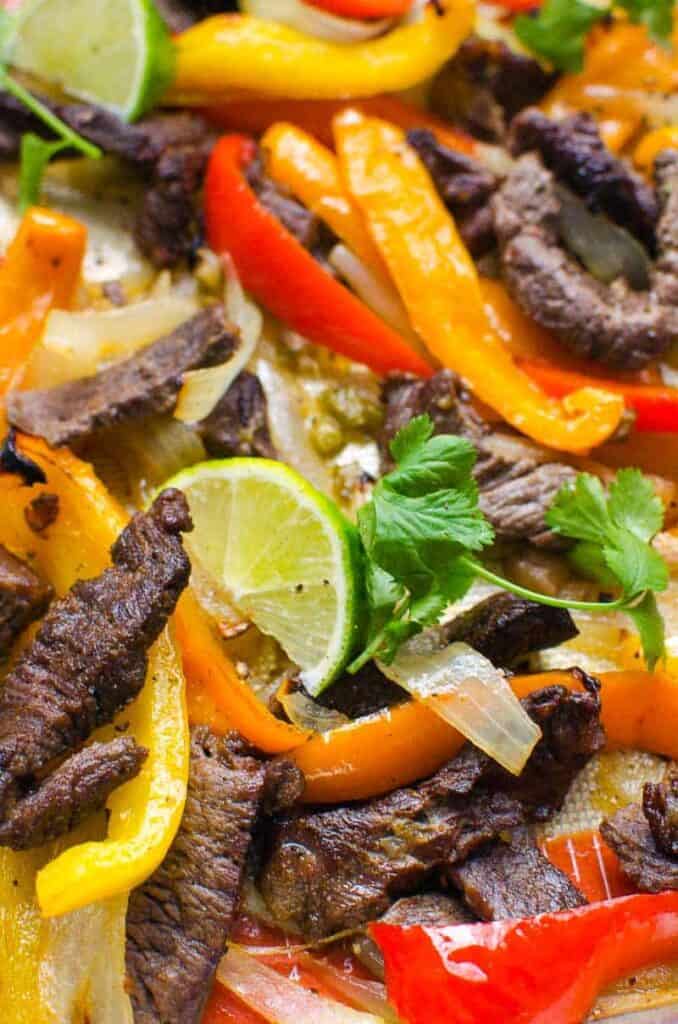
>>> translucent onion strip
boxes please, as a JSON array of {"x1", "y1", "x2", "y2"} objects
[
  {"x1": 217, "y1": 947, "x2": 386, "y2": 1024},
  {"x1": 241, "y1": 0, "x2": 395, "y2": 42},
  {"x1": 280, "y1": 689, "x2": 350, "y2": 733},
  {"x1": 175, "y1": 274, "x2": 263, "y2": 423},
  {"x1": 380, "y1": 641, "x2": 541, "y2": 775},
  {"x1": 328, "y1": 244, "x2": 421, "y2": 347}
]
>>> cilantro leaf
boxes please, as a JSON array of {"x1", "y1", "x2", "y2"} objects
[
  {"x1": 515, "y1": 0, "x2": 604, "y2": 72},
  {"x1": 545, "y1": 472, "x2": 611, "y2": 544},
  {"x1": 617, "y1": 0, "x2": 674, "y2": 44},
  {"x1": 603, "y1": 527, "x2": 669, "y2": 596},
  {"x1": 389, "y1": 414, "x2": 433, "y2": 464},
  {"x1": 627, "y1": 591, "x2": 665, "y2": 670},
  {"x1": 607, "y1": 467, "x2": 664, "y2": 542}
]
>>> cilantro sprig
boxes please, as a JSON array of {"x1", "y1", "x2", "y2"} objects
[
  {"x1": 348, "y1": 415, "x2": 669, "y2": 673},
  {"x1": 0, "y1": 10, "x2": 101, "y2": 210},
  {"x1": 515, "y1": 0, "x2": 675, "y2": 72}
]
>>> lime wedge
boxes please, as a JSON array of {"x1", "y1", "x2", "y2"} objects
[
  {"x1": 12, "y1": 0, "x2": 175, "y2": 121},
  {"x1": 164, "y1": 459, "x2": 363, "y2": 695}
]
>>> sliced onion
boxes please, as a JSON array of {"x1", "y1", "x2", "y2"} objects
[
  {"x1": 328, "y1": 244, "x2": 423, "y2": 349},
  {"x1": 280, "y1": 689, "x2": 349, "y2": 733},
  {"x1": 257, "y1": 354, "x2": 335, "y2": 496},
  {"x1": 379, "y1": 641, "x2": 541, "y2": 775},
  {"x1": 217, "y1": 947, "x2": 385, "y2": 1023},
  {"x1": 293, "y1": 953, "x2": 400, "y2": 1022},
  {"x1": 24, "y1": 295, "x2": 198, "y2": 390},
  {"x1": 240, "y1": 0, "x2": 395, "y2": 42},
  {"x1": 175, "y1": 273, "x2": 263, "y2": 423}
]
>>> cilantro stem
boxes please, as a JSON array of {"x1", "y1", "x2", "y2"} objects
[
  {"x1": 0, "y1": 68, "x2": 101, "y2": 160},
  {"x1": 460, "y1": 557, "x2": 627, "y2": 614}
]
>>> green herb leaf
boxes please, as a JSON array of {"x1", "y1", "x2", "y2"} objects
[
  {"x1": 627, "y1": 591, "x2": 665, "y2": 670},
  {"x1": 603, "y1": 528, "x2": 669, "y2": 596},
  {"x1": 617, "y1": 0, "x2": 674, "y2": 44},
  {"x1": 607, "y1": 467, "x2": 664, "y2": 542},
  {"x1": 515, "y1": 0, "x2": 604, "y2": 72}
]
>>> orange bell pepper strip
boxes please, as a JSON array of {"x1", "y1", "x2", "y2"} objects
[
  {"x1": 261, "y1": 121, "x2": 388, "y2": 276},
  {"x1": 541, "y1": 830, "x2": 635, "y2": 903},
  {"x1": 520, "y1": 360, "x2": 678, "y2": 433},
  {"x1": 634, "y1": 126, "x2": 678, "y2": 173},
  {"x1": 305, "y1": 0, "x2": 413, "y2": 15},
  {"x1": 205, "y1": 134, "x2": 431, "y2": 376},
  {"x1": 205, "y1": 95, "x2": 477, "y2": 155},
  {"x1": 0, "y1": 207, "x2": 86, "y2": 396},
  {"x1": 335, "y1": 111, "x2": 624, "y2": 454},
  {"x1": 293, "y1": 669, "x2": 678, "y2": 803},
  {"x1": 0, "y1": 436, "x2": 189, "y2": 917},
  {"x1": 175, "y1": 590, "x2": 308, "y2": 754}
]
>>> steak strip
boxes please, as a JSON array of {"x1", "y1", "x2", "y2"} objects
[
  {"x1": 0, "y1": 489, "x2": 192, "y2": 845},
  {"x1": 7, "y1": 306, "x2": 236, "y2": 448},
  {"x1": 0, "y1": 544, "x2": 52, "y2": 658},
  {"x1": 381, "y1": 369, "x2": 577, "y2": 548},
  {"x1": 125, "y1": 726, "x2": 303, "y2": 1024},
  {"x1": 198, "y1": 371, "x2": 276, "y2": 459},
  {"x1": 601, "y1": 775, "x2": 678, "y2": 892},
  {"x1": 260, "y1": 676, "x2": 603, "y2": 938},
  {"x1": 493, "y1": 149, "x2": 678, "y2": 368}
]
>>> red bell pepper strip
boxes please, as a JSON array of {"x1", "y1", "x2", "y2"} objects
[
  {"x1": 204, "y1": 134, "x2": 431, "y2": 377},
  {"x1": 304, "y1": 0, "x2": 414, "y2": 17},
  {"x1": 541, "y1": 829, "x2": 635, "y2": 903},
  {"x1": 373, "y1": 892, "x2": 678, "y2": 1024},
  {"x1": 521, "y1": 359, "x2": 678, "y2": 433}
]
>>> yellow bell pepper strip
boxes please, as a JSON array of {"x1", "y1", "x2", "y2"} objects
[
  {"x1": 204, "y1": 95, "x2": 478, "y2": 155},
  {"x1": 261, "y1": 121, "x2": 388, "y2": 276},
  {"x1": 169, "y1": 0, "x2": 475, "y2": 103},
  {"x1": 175, "y1": 590, "x2": 309, "y2": 754},
  {"x1": 292, "y1": 669, "x2": 678, "y2": 803},
  {"x1": 0, "y1": 207, "x2": 86, "y2": 397},
  {"x1": 335, "y1": 111, "x2": 625, "y2": 455},
  {"x1": 634, "y1": 126, "x2": 678, "y2": 173},
  {"x1": 0, "y1": 436, "x2": 190, "y2": 917}
]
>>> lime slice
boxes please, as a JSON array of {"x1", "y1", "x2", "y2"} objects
[
  {"x1": 12, "y1": 0, "x2": 175, "y2": 122},
  {"x1": 165, "y1": 459, "x2": 363, "y2": 695}
]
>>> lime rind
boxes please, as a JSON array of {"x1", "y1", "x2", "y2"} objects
[{"x1": 164, "y1": 459, "x2": 362, "y2": 695}]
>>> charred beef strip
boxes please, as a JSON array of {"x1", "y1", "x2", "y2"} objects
[
  {"x1": 7, "y1": 306, "x2": 236, "y2": 448},
  {"x1": 260, "y1": 678, "x2": 603, "y2": 938},
  {"x1": 155, "y1": 0, "x2": 238, "y2": 31},
  {"x1": 493, "y1": 150, "x2": 678, "y2": 368},
  {"x1": 0, "y1": 545, "x2": 52, "y2": 657},
  {"x1": 0, "y1": 489, "x2": 192, "y2": 846},
  {"x1": 510, "y1": 110, "x2": 658, "y2": 251},
  {"x1": 0, "y1": 737, "x2": 147, "y2": 850},
  {"x1": 381, "y1": 370, "x2": 577, "y2": 548},
  {"x1": 430, "y1": 37, "x2": 556, "y2": 143},
  {"x1": 198, "y1": 371, "x2": 277, "y2": 459},
  {"x1": 450, "y1": 826, "x2": 584, "y2": 920},
  {"x1": 320, "y1": 592, "x2": 577, "y2": 720},
  {"x1": 601, "y1": 775, "x2": 678, "y2": 891},
  {"x1": 126, "y1": 726, "x2": 303, "y2": 1024}
]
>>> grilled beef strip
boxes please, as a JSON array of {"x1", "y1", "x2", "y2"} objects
[
  {"x1": 0, "y1": 545, "x2": 52, "y2": 657},
  {"x1": 381, "y1": 370, "x2": 577, "y2": 548},
  {"x1": 407, "y1": 129, "x2": 499, "y2": 257},
  {"x1": 198, "y1": 371, "x2": 277, "y2": 459},
  {"x1": 430, "y1": 37, "x2": 556, "y2": 143},
  {"x1": 7, "y1": 306, "x2": 236, "y2": 448},
  {"x1": 493, "y1": 150, "x2": 678, "y2": 369},
  {"x1": 320, "y1": 592, "x2": 577, "y2": 720},
  {"x1": 510, "y1": 110, "x2": 658, "y2": 251},
  {"x1": 126, "y1": 726, "x2": 304, "y2": 1024},
  {"x1": 450, "y1": 826, "x2": 584, "y2": 920},
  {"x1": 0, "y1": 489, "x2": 192, "y2": 846},
  {"x1": 601, "y1": 775, "x2": 678, "y2": 892},
  {"x1": 155, "y1": 0, "x2": 238, "y2": 31},
  {"x1": 260, "y1": 677, "x2": 603, "y2": 938}
]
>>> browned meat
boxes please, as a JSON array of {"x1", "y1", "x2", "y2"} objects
[
  {"x1": 430, "y1": 37, "x2": 556, "y2": 143},
  {"x1": 354, "y1": 893, "x2": 475, "y2": 979},
  {"x1": 601, "y1": 802, "x2": 678, "y2": 893},
  {"x1": 381, "y1": 370, "x2": 577, "y2": 547},
  {"x1": 0, "y1": 738, "x2": 147, "y2": 850},
  {"x1": 493, "y1": 152, "x2": 678, "y2": 368},
  {"x1": 7, "y1": 307, "x2": 236, "y2": 448},
  {"x1": 450, "y1": 827, "x2": 585, "y2": 919},
  {"x1": 407, "y1": 129, "x2": 498, "y2": 257},
  {"x1": 155, "y1": 0, "x2": 237, "y2": 30},
  {"x1": 24, "y1": 493, "x2": 59, "y2": 534},
  {"x1": 0, "y1": 490, "x2": 192, "y2": 843},
  {"x1": 199, "y1": 372, "x2": 276, "y2": 459},
  {"x1": 260, "y1": 680, "x2": 603, "y2": 938},
  {"x1": 0, "y1": 91, "x2": 39, "y2": 159},
  {"x1": 319, "y1": 660, "x2": 406, "y2": 720},
  {"x1": 644, "y1": 775, "x2": 678, "y2": 859},
  {"x1": 0, "y1": 545, "x2": 52, "y2": 657},
  {"x1": 126, "y1": 727, "x2": 302, "y2": 1024},
  {"x1": 510, "y1": 110, "x2": 658, "y2": 251},
  {"x1": 135, "y1": 144, "x2": 209, "y2": 268}
]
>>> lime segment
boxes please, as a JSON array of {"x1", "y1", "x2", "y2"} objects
[
  {"x1": 164, "y1": 459, "x2": 362, "y2": 695},
  {"x1": 12, "y1": 0, "x2": 174, "y2": 121}
]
